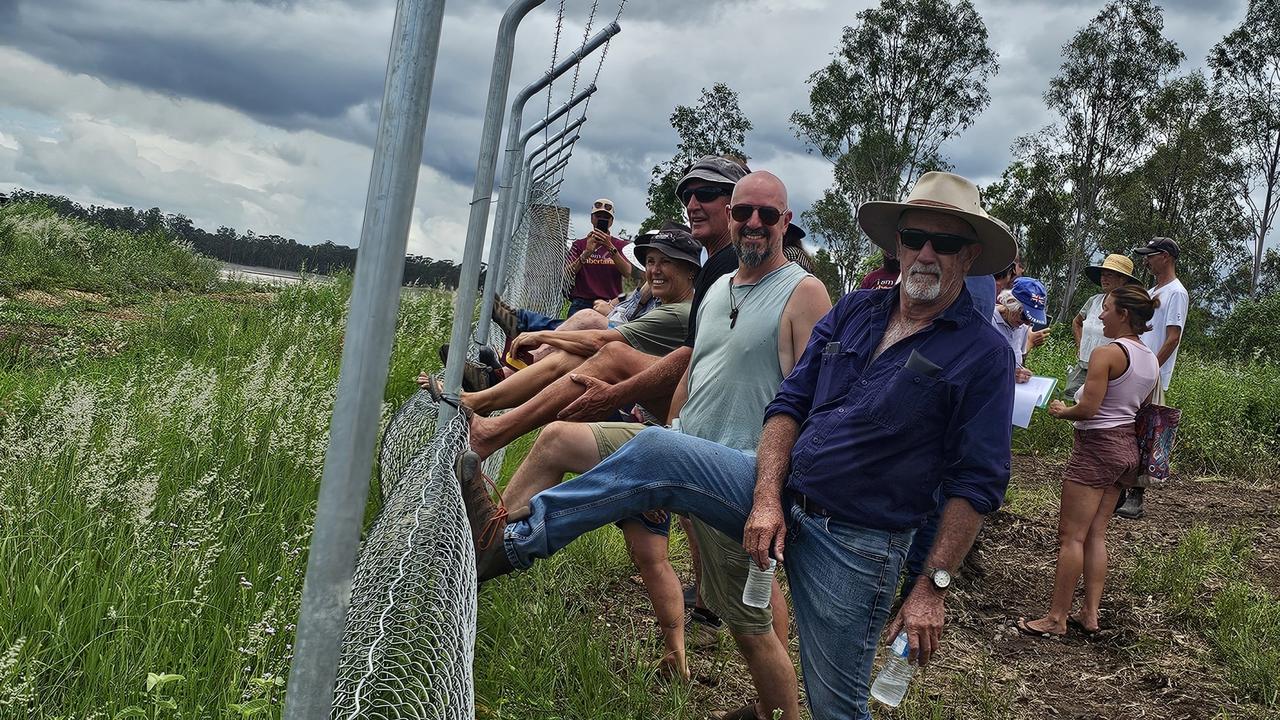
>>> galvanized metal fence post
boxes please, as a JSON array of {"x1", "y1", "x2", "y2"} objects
[
  {"x1": 475, "y1": 88, "x2": 597, "y2": 345},
  {"x1": 469, "y1": 23, "x2": 621, "y2": 349},
  {"x1": 282, "y1": 0, "x2": 448, "y2": 716},
  {"x1": 438, "y1": 0, "x2": 547, "y2": 425}
]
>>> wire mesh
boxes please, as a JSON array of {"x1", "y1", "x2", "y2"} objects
[
  {"x1": 506, "y1": 185, "x2": 571, "y2": 321},
  {"x1": 331, "y1": 396, "x2": 476, "y2": 719},
  {"x1": 330, "y1": 5, "x2": 628, "y2": 717}
]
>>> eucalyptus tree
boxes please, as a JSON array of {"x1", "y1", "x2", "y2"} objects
[
  {"x1": 1211, "y1": 0, "x2": 1280, "y2": 297},
  {"x1": 1103, "y1": 72, "x2": 1250, "y2": 314},
  {"x1": 791, "y1": 0, "x2": 997, "y2": 292},
  {"x1": 641, "y1": 83, "x2": 752, "y2": 232},
  {"x1": 1027, "y1": 0, "x2": 1182, "y2": 319}
]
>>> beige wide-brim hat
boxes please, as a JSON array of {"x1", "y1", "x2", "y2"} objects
[
  {"x1": 1085, "y1": 254, "x2": 1142, "y2": 286},
  {"x1": 857, "y1": 171, "x2": 1017, "y2": 276}
]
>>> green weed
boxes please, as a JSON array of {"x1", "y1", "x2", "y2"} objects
[
  {"x1": 1130, "y1": 528, "x2": 1277, "y2": 707},
  {"x1": 0, "y1": 281, "x2": 454, "y2": 717}
]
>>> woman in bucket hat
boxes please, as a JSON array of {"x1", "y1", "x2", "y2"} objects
[{"x1": 1065, "y1": 254, "x2": 1144, "y2": 397}]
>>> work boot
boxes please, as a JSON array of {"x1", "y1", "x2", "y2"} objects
[
  {"x1": 1115, "y1": 487, "x2": 1145, "y2": 520},
  {"x1": 455, "y1": 450, "x2": 515, "y2": 581},
  {"x1": 491, "y1": 295, "x2": 520, "y2": 340}
]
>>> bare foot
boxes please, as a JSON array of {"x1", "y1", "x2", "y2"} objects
[
  {"x1": 1069, "y1": 612, "x2": 1100, "y2": 634},
  {"x1": 1016, "y1": 616, "x2": 1066, "y2": 637},
  {"x1": 468, "y1": 414, "x2": 497, "y2": 460},
  {"x1": 656, "y1": 650, "x2": 690, "y2": 683}
]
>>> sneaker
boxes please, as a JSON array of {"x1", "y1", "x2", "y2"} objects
[
  {"x1": 686, "y1": 607, "x2": 723, "y2": 648},
  {"x1": 1115, "y1": 489, "x2": 1145, "y2": 520}
]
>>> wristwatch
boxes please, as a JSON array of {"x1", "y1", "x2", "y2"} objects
[{"x1": 925, "y1": 567, "x2": 952, "y2": 592}]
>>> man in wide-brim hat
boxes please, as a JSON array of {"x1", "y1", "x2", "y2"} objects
[{"x1": 732, "y1": 170, "x2": 1021, "y2": 717}]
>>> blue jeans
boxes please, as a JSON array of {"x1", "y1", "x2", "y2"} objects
[
  {"x1": 515, "y1": 309, "x2": 563, "y2": 332},
  {"x1": 503, "y1": 426, "x2": 914, "y2": 720}
]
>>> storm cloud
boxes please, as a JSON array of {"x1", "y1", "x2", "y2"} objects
[{"x1": 0, "y1": 0, "x2": 1248, "y2": 259}]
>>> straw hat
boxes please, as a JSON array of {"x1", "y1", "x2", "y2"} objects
[
  {"x1": 857, "y1": 171, "x2": 1017, "y2": 276},
  {"x1": 1084, "y1": 254, "x2": 1142, "y2": 286}
]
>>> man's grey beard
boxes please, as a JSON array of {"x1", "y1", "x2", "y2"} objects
[
  {"x1": 735, "y1": 231, "x2": 773, "y2": 268},
  {"x1": 739, "y1": 246, "x2": 774, "y2": 268},
  {"x1": 903, "y1": 261, "x2": 942, "y2": 301}
]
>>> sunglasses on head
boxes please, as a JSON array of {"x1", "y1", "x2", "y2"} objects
[
  {"x1": 897, "y1": 228, "x2": 976, "y2": 254},
  {"x1": 679, "y1": 186, "x2": 731, "y2": 206},
  {"x1": 593, "y1": 201, "x2": 613, "y2": 212},
  {"x1": 730, "y1": 204, "x2": 784, "y2": 226}
]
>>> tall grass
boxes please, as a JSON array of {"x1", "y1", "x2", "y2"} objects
[
  {"x1": 1019, "y1": 331, "x2": 1280, "y2": 481},
  {"x1": 0, "y1": 281, "x2": 452, "y2": 717},
  {"x1": 1131, "y1": 528, "x2": 1279, "y2": 707},
  {"x1": 0, "y1": 201, "x2": 219, "y2": 297}
]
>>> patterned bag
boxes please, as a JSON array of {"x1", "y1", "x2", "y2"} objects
[{"x1": 1135, "y1": 404, "x2": 1181, "y2": 482}]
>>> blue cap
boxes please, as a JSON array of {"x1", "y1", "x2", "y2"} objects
[{"x1": 1011, "y1": 277, "x2": 1048, "y2": 326}]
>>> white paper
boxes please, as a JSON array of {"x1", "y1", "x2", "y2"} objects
[{"x1": 1012, "y1": 375, "x2": 1058, "y2": 428}]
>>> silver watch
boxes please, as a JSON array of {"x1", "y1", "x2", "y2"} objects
[{"x1": 927, "y1": 567, "x2": 952, "y2": 591}]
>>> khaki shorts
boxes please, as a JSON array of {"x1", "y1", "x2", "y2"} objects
[
  {"x1": 589, "y1": 421, "x2": 645, "y2": 457},
  {"x1": 588, "y1": 422, "x2": 669, "y2": 536},
  {"x1": 690, "y1": 517, "x2": 773, "y2": 635}
]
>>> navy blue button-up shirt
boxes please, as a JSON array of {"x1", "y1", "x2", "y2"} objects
[{"x1": 764, "y1": 285, "x2": 1015, "y2": 531}]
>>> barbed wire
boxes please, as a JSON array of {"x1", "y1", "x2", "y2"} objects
[{"x1": 543, "y1": 0, "x2": 567, "y2": 148}]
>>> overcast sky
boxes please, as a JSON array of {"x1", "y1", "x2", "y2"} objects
[{"x1": 0, "y1": 0, "x2": 1248, "y2": 261}]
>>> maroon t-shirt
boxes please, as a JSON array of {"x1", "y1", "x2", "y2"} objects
[
  {"x1": 859, "y1": 266, "x2": 899, "y2": 290},
  {"x1": 567, "y1": 235, "x2": 629, "y2": 302}
]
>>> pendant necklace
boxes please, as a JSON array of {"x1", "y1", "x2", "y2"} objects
[{"x1": 729, "y1": 282, "x2": 757, "y2": 329}]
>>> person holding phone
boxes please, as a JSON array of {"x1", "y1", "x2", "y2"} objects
[{"x1": 562, "y1": 198, "x2": 633, "y2": 317}]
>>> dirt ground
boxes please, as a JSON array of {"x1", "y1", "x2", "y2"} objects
[{"x1": 596, "y1": 455, "x2": 1279, "y2": 719}]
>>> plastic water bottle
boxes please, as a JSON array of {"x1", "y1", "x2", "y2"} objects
[
  {"x1": 741, "y1": 558, "x2": 776, "y2": 608},
  {"x1": 869, "y1": 632, "x2": 914, "y2": 707}
]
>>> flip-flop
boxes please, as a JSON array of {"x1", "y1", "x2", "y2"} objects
[
  {"x1": 422, "y1": 374, "x2": 450, "y2": 406},
  {"x1": 1068, "y1": 616, "x2": 1100, "y2": 635},
  {"x1": 1015, "y1": 617, "x2": 1065, "y2": 639}
]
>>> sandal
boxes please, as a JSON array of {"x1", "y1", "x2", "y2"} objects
[
  {"x1": 491, "y1": 295, "x2": 520, "y2": 340},
  {"x1": 1015, "y1": 617, "x2": 1065, "y2": 639}
]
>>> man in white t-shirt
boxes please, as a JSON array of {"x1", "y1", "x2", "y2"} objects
[{"x1": 1117, "y1": 236, "x2": 1189, "y2": 520}]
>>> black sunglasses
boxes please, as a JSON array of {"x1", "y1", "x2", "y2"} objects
[
  {"x1": 679, "y1": 186, "x2": 731, "y2": 206},
  {"x1": 897, "y1": 228, "x2": 976, "y2": 255},
  {"x1": 730, "y1": 204, "x2": 784, "y2": 226}
]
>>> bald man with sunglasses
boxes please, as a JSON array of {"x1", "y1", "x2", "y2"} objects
[{"x1": 457, "y1": 172, "x2": 1016, "y2": 720}]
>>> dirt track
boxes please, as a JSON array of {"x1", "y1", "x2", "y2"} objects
[
  {"x1": 945, "y1": 456, "x2": 1279, "y2": 720},
  {"x1": 599, "y1": 455, "x2": 1279, "y2": 719}
]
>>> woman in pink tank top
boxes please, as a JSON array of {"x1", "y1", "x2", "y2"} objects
[{"x1": 1018, "y1": 286, "x2": 1160, "y2": 638}]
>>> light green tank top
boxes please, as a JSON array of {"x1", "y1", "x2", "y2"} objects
[{"x1": 678, "y1": 262, "x2": 809, "y2": 453}]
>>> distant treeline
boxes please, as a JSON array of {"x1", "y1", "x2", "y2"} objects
[{"x1": 0, "y1": 189, "x2": 472, "y2": 288}]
